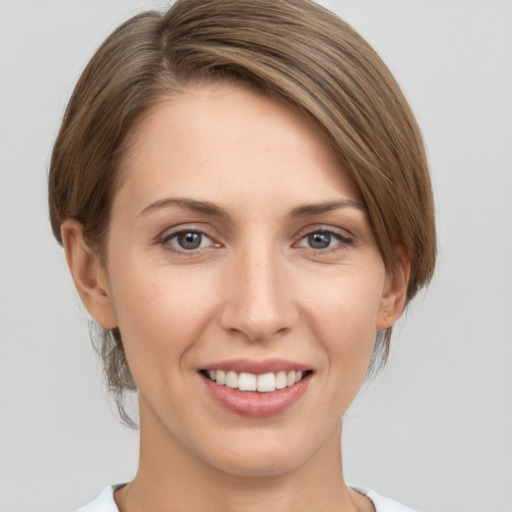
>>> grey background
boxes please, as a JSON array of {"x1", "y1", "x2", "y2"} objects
[{"x1": 1, "y1": 1, "x2": 511, "y2": 511}]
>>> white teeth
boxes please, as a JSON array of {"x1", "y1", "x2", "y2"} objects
[
  {"x1": 238, "y1": 372, "x2": 257, "y2": 391},
  {"x1": 216, "y1": 370, "x2": 226, "y2": 385},
  {"x1": 225, "y1": 371, "x2": 238, "y2": 389},
  {"x1": 257, "y1": 372, "x2": 276, "y2": 392},
  {"x1": 275, "y1": 371, "x2": 287, "y2": 389},
  {"x1": 205, "y1": 369, "x2": 308, "y2": 392}
]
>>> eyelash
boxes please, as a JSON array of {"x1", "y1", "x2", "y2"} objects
[
  {"x1": 158, "y1": 227, "x2": 354, "y2": 255},
  {"x1": 294, "y1": 228, "x2": 354, "y2": 254},
  {"x1": 159, "y1": 229, "x2": 218, "y2": 255}
]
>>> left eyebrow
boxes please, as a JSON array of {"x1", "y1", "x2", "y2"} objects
[
  {"x1": 288, "y1": 199, "x2": 367, "y2": 218},
  {"x1": 137, "y1": 197, "x2": 229, "y2": 218}
]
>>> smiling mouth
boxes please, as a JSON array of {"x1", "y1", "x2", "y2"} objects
[{"x1": 200, "y1": 369, "x2": 313, "y2": 393}]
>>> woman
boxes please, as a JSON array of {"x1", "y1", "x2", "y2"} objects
[{"x1": 48, "y1": 0, "x2": 436, "y2": 510}]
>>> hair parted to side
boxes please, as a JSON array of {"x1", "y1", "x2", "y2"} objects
[{"x1": 49, "y1": 0, "x2": 436, "y2": 426}]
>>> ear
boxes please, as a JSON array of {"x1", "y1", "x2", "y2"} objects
[
  {"x1": 376, "y1": 250, "x2": 410, "y2": 330},
  {"x1": 60, "y1": 219, "x2": 118, "y2": 329}
]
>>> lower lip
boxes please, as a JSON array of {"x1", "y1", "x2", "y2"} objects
[{"x1": 201, "y1": 373, "x2": 312, "y2": 418}]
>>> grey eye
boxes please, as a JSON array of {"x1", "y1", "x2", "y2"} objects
[
  {"x1": 176, "y1": 232, "x2": 203, "y2": 250},
  {"x1": 297, "y1": 229, "x2": 351, "y2": 251},
  {"x1": 307, "y1": 232, "x2": 334, "y2": 249},
  {"x1": 162, "y1": 229, "x2": 217, "y2": 254}
]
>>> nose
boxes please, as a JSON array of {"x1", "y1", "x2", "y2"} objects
[{"x1": 219, "y1": 248, "x2": 298, "y2": 343}]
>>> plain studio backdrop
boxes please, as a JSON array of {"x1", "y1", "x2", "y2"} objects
[{"x1": 0, "y1": 1, "x2": 511, "y2": 511}]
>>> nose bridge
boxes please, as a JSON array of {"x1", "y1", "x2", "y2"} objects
[{"x1": 220, "y1": 240, "x2": 296, "y2": 342}]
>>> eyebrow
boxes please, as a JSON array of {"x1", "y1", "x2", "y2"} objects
[
  {"x1": 288, "y1": 199, "x2": 367, "y2": 217},
  {"x1": 138, "y1": 198, "x2": 228, "y2": 217},
  {"x1": 138, "y1": 197, "x2": 366, "y2": 219}
]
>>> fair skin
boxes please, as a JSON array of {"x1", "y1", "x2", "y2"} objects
[{"x1": 62, "y1": 84, "x2": 408, "y2": 512}]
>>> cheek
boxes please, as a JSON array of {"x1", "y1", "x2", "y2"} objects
[
  {"x1": 302, "y1": 265, "x2": 385, "y2": 337},
  {"x1": 299, "y1": 265, "x2": 385, "y2": 377},
  {"x1": 108, "y1": 262, "x2": 221, "y2": 378}
]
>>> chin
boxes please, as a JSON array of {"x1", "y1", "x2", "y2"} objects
[
  {"x1": 207, "y1": 447, "x2": 304, "y2": 478},
  {"x1": 193, "y1": 424, "x2": 324, "y2": 479}
]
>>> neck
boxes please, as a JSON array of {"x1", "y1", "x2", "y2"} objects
[{"x1": 115, "y1": 402, "x2": 370, "y2": 512}]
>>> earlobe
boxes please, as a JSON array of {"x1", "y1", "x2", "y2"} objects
[
  {"x1": 376, "y1": 251, "x2": 410, "y2": 331},
  {"x1": 60, "y1": 219, "x2": 118, "y2": 329}
]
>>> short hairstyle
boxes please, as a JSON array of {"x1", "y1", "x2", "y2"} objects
[{"x1": 48, "y1": 0, "x2": 436, "y2": 425}]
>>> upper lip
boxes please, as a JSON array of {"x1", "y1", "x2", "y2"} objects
[{"x1": 200, "y1": 358, "x2": 312, "y2": 374}]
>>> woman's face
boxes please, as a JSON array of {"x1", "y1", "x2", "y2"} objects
[{"x1": 86, "y1": 84, "x2": 404, "y2": 477}]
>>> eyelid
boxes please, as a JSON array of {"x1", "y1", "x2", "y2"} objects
[
  {"x1": 158, "y1": 222, "x2": 216, "y2": 241},
  {"x1": 161, "y1": 227, "x2": 209, "y2": 241},
  {"x1": 294, "y1": 224, "x2": 354, "y2": 241}
]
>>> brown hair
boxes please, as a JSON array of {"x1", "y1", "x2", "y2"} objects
[{"x1": 49, "y1": 0, "x2": 436, "y2": 425}]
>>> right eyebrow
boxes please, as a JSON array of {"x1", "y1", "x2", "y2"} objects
[
  {"x1": 137, "y1": 197, "x2": 229, "y2": 218},
  {"x1": 288, "y1": 199, "x2": 367, "y2": 218}
]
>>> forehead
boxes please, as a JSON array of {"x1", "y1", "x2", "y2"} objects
[{"x1": 114, "y1": 83, "x2": 361, "y2": 215}]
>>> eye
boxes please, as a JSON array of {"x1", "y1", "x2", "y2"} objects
[
  {"x1": 162, "y1": 230, "x2": 216, "y2": 251},
  {"x1": 296, "y1": 229, "x2": 352, "y2": 251}
]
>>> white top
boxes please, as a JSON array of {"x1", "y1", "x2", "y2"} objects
[{"x1": 75, "y1": 484, "x2": 417, "y2": 512}]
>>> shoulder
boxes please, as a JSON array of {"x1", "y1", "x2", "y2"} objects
[
  {"x1": 353, "y1": 487, "x2": 418, "y2": 512},
  {"x1": 74, "y1": 485, "x2": 123, "y2": 512}
]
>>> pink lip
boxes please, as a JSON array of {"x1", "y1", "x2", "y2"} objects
[
  {"x1": 199, "y1": 359, "x2": 313, "y2": 418},
  {"x1": 201, "y1": 358, "x2": 311, "y2": 374}
]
